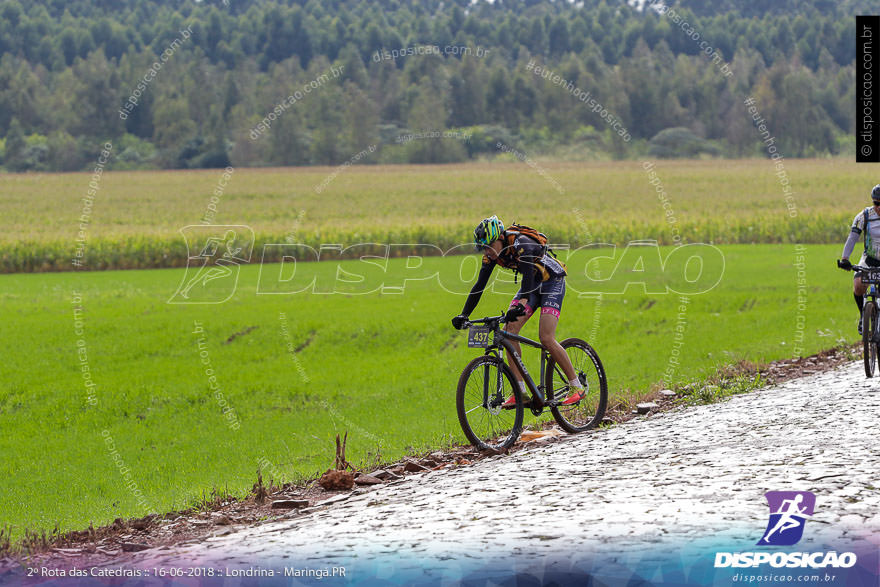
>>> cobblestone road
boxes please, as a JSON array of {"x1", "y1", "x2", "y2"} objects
[{"x1": 100, "y1": 363, "x2": 880, "y2": 579}]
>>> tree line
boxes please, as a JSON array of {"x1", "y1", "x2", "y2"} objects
[{"x1": 0, "y1": 0, "x2": 862, "y2": 171}]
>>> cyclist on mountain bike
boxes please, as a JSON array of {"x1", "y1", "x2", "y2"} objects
[
  {"x1": 839, "y1": 184, "x2": 880, "y2": 334},
  {"x1": 451, "y1": 215, "x2": 586, "y2": 406}
]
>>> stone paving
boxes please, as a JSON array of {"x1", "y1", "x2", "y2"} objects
[{"x1": 86, "y1": 363, "x2": 880, "y2": 575}]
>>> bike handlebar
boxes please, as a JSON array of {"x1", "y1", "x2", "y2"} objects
[
  {"x1": 838, "y1": 258, "x2": 874, "y2": 272},
  {"x1": 463, "y1": 313, "x2": 507, "y2": 328}
]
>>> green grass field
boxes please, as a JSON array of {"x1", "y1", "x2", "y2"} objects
[
  {"x1": 0, "y1": 242, "x2": 855, "y2": 539},
  {"x1": 0, "y1": 159, "x2": 871, "y2": 272}
]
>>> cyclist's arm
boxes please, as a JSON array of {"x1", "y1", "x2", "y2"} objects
[
  {"x1": 843, "y1": 212, "x2": 864, "y2": 260},
  {"x1": 461, "y1": 259, "x2": 495, "y2": 317},
  {"x1": 843, "y1": 232, "x2": 859, "y2": 260}
]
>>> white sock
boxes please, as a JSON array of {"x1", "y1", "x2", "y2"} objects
[{"x1": 569, "y1": 378, "x2": 583, "y2": 390}]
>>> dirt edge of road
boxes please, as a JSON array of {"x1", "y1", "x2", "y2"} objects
[{"x1": 0, "y1": 343, "x2": 859, "y2": 571}]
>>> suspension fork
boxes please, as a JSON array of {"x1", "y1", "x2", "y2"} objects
[
  {"x1": 865, "y1": 283, "x2": 880, "y2": 342},
  {"x1": 481, "y1": 347, "x2": 503, "y2": 408}
]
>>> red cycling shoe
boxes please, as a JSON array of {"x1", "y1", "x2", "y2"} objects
[
  {"x1": 560, "y1": 388, "x2": 586, "y2": 405},
  {"x1": 501, "y1": 395, "x2": 517, "y2": 409},
  {"x1": 500, "y1": 395, "x2": 532, "y2": 409}
]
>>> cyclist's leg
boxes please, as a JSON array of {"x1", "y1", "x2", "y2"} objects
[
  {"x1": 539, "y1": 313, "x2": 577, "y2": 382},
  {"x1": 855, "y1": 275, "x2": 867, "y2": 294},
  {"x1": 504, "y1": 291, "x2": 537, "y2": 384},
  {"x1": 855, "y1": 254, "x2": 869, "y2": 295},
  {"x1": 536, "y1": 278, "x2": 578, "y2": 384},
  {"x1": 855, "y1": 255, "x2": 869, "y2": 322},
  {"x1": 855, "y1": 274, "x2": 867, "y2": 306}
]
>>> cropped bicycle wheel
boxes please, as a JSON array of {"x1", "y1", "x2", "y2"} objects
[
  {"x1": 456, "y1": 355, "x2": 523, "y2": 450},
  {"x1": 545, "y1": 337, "x2": 608, "y2": 433},
  {"x1": 864, "y1": 301, "x2": 877, "y2": 378}
]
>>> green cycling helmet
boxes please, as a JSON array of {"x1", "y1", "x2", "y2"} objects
[{"x1": 473, "y1": 215, "x2": 504, "y2": 251}]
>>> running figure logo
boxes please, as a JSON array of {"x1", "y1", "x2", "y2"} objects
[
  {"x1": 757, "y1": 491, "x2": 816, "y2": 546},
  {"x1": 169, "y1": 225, "x2": 254, "y2": 304}
]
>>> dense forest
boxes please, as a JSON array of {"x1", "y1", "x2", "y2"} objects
[{"x1": 0, "y1": 0, "x2": 867, "y2": 171}]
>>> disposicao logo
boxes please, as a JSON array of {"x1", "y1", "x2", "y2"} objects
[
  {"x1": 758, "y1": 490, "x2": 815, "y2": 546},
  {"x1": 714, "y1": 491, "x2": 857, "y2": 570}
]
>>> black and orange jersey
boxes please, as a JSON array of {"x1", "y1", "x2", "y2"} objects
[{"x1": 461, "y1": 233, "x2": 566, "y2": 317}]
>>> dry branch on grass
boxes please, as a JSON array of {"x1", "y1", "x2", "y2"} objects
[{"x1": 319, "y1": 432, "x2": 356, "y2": 490}]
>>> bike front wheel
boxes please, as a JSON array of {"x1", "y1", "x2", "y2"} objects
[
  {"x1": 545, "y1": 338, "x2": 608, "y2": 433},
  {"x1": 864, "y1": 301, "x2": 877, "y2": 377},
  {"x1": 456, "y1": 355, "x2": 524, "y2": 450}
]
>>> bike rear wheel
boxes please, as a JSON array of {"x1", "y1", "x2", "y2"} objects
[
  {"x1": 456, "y1": 355, "x2": 524, "y2": 450},
  {"x1": 545, "y1": 338, "x2": 608, "y2": 433},
  {"x1": 864, "y1": 301, "x2": 877, "y2": 378}
]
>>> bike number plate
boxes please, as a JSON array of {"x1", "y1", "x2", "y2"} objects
[
  {"x1": 468, "y1": 326, "x2": 490, "y2": 348},
  {"x1": 863, "y1": 269, "x2": 880, "y2": 284}
]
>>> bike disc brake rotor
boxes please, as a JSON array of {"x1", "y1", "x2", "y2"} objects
[{"x1": 486, "y1": 389, "x2": 504, "y2": 415}]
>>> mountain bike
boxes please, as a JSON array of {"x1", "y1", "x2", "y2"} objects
[
  {"x1": 841, "y1": 263, "x2": 880, "y2": 377},
  {"x1": 455, "y1": 312, "x2": 608, "y2": 451}
]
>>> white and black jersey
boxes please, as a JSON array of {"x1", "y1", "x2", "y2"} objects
[{"x1": 843, "y1": 207, "x2": 880, "y2": 262}]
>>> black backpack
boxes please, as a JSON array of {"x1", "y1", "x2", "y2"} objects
[{"x1": 500, "y1": 223, "x2": 564, "y2": 283}]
